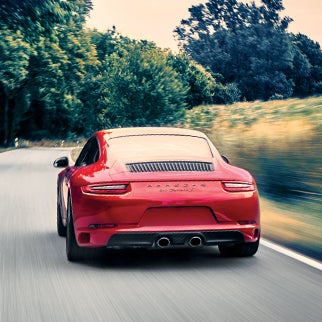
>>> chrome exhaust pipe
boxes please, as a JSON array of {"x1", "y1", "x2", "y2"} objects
[
  {"x1": 156, "y1": 237, "x2": 171, "y2": 248},
  {"x1": 189, "y1": 236, "x2": 203, "y2": 247}
]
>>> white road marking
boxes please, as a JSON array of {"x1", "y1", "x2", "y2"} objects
[{"x1": 261, "y1": 239, "x2": 322, "y2": 271}]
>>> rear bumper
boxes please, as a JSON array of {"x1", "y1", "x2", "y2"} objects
[
  {"x1": 106, "y1": 230, "x2": 245, "y2": 248},
  {"x1": 71, "y1": 181, "x2": 260, "y2": 248},
  {"x1": 75, "y1": 224, "x2": 260, "y2": 248}
]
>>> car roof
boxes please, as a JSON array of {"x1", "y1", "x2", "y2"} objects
[{"x1": 96, "y1": 127, "x2": 208, "y2": 140}]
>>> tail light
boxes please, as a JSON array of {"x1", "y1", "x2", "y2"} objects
[
  {"x1": 82, "y1": 183, "x2": 129, "y2": 194},
  {"x1": 222, "y1": 181, "x2": 255, "y2": 192}
]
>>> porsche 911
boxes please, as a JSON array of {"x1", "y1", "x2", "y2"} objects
[{"x1": 54, "y1": 127, "x2": 260, "y2": 261}]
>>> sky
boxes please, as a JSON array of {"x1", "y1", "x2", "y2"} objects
[{"x1": 86, "y1": 0, "x2": 322, "y2": 52}]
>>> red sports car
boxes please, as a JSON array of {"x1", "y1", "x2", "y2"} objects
[{"x1": 54, "y1": 127, "x2": 260, "y2": 261}]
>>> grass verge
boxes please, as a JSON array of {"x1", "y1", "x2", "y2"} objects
[
  {"x1": 261, "y1": 198, "x2": 322, "y2": 260},
  {"x1": 183, "y1": 96, "x2": 322, "y2": 260}
]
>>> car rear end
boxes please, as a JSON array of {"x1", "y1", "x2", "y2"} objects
[{"x1": 70, "y1": 129, "x2": 260, "y2": 252}]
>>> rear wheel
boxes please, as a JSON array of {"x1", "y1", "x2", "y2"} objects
[
  {"x1": 218, "y1": 238, "x2": 260, "y2": 257},
  {"x1": 57, "y1": 201, "x2": 66, "y2": 237},
  {"x1": 66, "y1": 198, "x2": 84, "y2": 262}
]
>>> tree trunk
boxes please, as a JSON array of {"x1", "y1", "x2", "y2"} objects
[{"x1": 3, "y1": 90, "x2": 9, "y2": 146}]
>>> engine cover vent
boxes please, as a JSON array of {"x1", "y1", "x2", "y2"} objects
[{"x1": 126, "y1": 161, "x2": 214, "y2": 172}]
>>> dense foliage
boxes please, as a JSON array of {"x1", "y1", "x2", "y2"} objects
[
  {"x1": 0, "y1": 0, "x2": 234, "y2": 145},
  {"x1": 175, "y1": 0, "x2": 322, "y2": 101},
  {"x1": 1, "y1": 0, "x2": 322, "y2": 145},
  {"x1": 0, "y1": 0, "x2": 97, "y2": 144}
]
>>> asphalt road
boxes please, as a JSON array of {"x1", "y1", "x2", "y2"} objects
[{"x1": 0, "y1": 148, "x2": 321, "y2": 322}]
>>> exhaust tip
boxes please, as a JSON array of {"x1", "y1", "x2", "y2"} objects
[
  {"x1": 189, "y1": 236, "x2": 203, "y2": 247},
  {"x1": 156, "y1": 237, "x2": 171, "y2": 248}
]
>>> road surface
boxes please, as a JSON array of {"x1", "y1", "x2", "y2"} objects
[{"x1": 0, "y1": 148, "x2": 321, "y2": 321}]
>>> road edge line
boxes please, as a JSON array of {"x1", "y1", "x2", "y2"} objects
[{"x1": 261, "y1": 239, "x2": 322, "y2": 271}]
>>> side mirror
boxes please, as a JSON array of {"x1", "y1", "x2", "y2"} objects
[
  {"x1": 53, "y1": 156, "x2": 69, "y2": 168},
  {"x1": 221, "y1": 155, "x2": 230, "y2": 164}
]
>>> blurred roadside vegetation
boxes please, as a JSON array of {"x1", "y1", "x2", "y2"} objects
[{"x1": 181, "y1": 96, "x2": 322, "y2": 259}]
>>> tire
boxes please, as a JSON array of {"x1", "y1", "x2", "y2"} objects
[
  {"x1": 218, "y1": 238, "x2": 260, "y2": 257},
  {"x1": 66, "y1": 198, "x2": 84, "y2": 262},
  {"x1": 57, "y1": 201, "x2": 66, "y2": 237}
]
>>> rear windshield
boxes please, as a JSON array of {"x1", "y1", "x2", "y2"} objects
[{"x1": 108, "y1": 135, "x2": 213, "y2": 159}]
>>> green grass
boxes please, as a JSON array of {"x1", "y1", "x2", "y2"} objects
[
  {"x1": 183, "y1": 96, "x2": 322, "y2": 129},
  {"x1": 261, "y1": 197, "x2": 322, "y2": 260},
  {"x1": 183, "y1": 95, "x2": 322, "y2": 260}
]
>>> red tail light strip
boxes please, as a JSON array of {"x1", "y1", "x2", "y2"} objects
[
  {"x1": 222, "y1": 182, "x2": 255, "y2": 192},
  {"x1": 82, "y1": 184, "x2": 129, "y2": 194}
]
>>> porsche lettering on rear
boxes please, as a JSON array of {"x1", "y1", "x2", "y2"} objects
[{"x1": 147, "y1": 183, "x2": 207, "y2": 193}]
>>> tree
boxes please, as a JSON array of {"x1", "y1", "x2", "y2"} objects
[
  {"x1": 0, "y1": 28, "x2": 31, "y2": 145},
  {"x1": 0, "y1": 0, "x2": 93, "y2": 32},
  {"x1": 79, "y1": 35, "x2": 188, "y2": 131},
  {"x1": 16, "y1": 0, "x2": 98, "y2": 140},
  {"x1": 168, "y1": 54, "x2": 240, "y2": 107},
  {"x1": 232, "y1": 24, "x2": 294, "y2": 100},
  {"x1": 290, "y1": 34, "x2": 322, "y2": 96},
  {"x1": 174, "y1": 0, "x2": 297, "y2": 100},
  {"x1": 0, "y1": 0, "x2": 96, "y2": 144}
]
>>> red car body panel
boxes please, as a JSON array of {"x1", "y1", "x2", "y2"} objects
[{"x1": 56, "y1": 127, "x2": 260, "y2": 251}]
